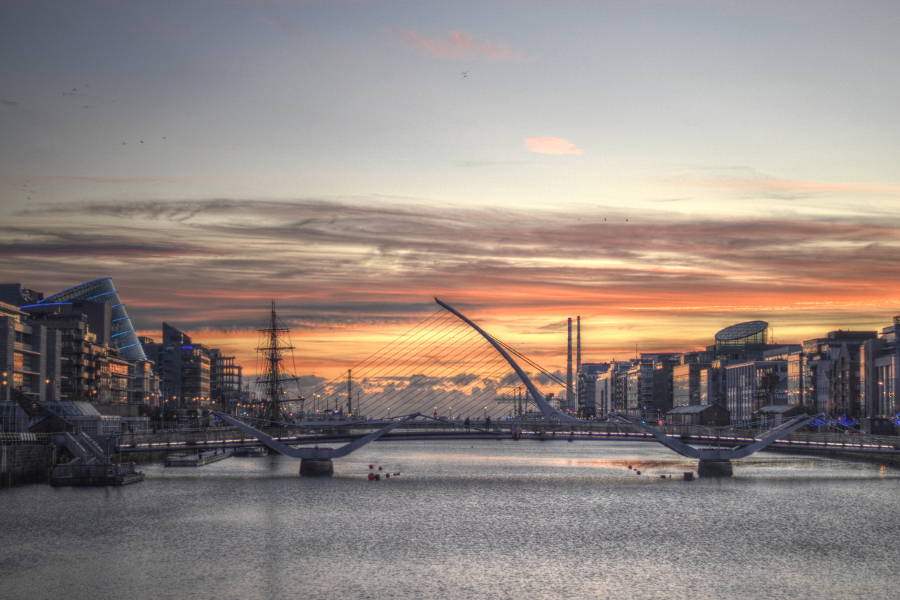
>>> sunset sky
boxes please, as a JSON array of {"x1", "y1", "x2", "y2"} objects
[{"x1": 2, "y1": 0, "x2": 899, "y2": 384}]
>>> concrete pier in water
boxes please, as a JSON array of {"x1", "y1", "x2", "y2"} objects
[
  {"x1": 698, "y1": 459, "x2": 733, "y2": 477},
  {"x1": 300, "y1": 458, "x2": 334, "y2": 476}
]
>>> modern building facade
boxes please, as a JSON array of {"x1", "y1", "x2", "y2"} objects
[
  {"x1": 30, "y1": 278, "x2": 147, "y2": 361},
  {"x1": 210, "y1": 349, "x2": 243, "y2": 412},
  {"x1": 861, "y1": 316, "x2": 900, "y2": 421},
  {"x1": 142, "y1": 324, "x2": 214, "y2": 408},
  {"x1": 0, "y1": 301, "x2": 63, "y2": 431},
  {"x1": 0, "y1": 301, "x2": 62, "y2": 405},
  {"x1": 793, "y1": 330, "x2": 877, "y2": 414},
  {"x1": 672, "y1": 362, "x2": 709, "y2": 407},
  {"x1": 577, "y1": 362, "x2": 609, "y2": 418}
]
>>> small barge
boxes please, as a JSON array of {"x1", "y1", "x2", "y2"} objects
[
  {"x1": 50, "y1": 462, "x2": 145, "y2": 486},
  {"x1": 165, "y1": 449, "x2": 234, "y2": 467}
]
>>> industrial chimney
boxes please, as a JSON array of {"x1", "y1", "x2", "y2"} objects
[{"x1": 567, "y1": 318, "x2": 573, "y2": 407}]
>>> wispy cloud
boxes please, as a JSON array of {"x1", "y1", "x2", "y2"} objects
[
  {"x1": 0, "y1": 175, "x2": 234, "y2": 189},
  {"x1": 524, "y1": 136, "x2": 583, "y2": 155},
  {"x1": 5, "y1": 198, "x2": 899, "y2": 374},
  {"x1": 392, "y1": 29, "x2": 528, "y2": 61}
]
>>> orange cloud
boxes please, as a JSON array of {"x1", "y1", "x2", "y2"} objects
[
  {"x1": 392, "y1": 29, "x2": 527, "y2": 61},
  {"x1": 7, "y1": 199, "x2": 900, "y2": 380},
  {"x1": 524, "y1": 136, "x2": 583, "y2": 155}
]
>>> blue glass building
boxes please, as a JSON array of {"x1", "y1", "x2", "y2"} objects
[{"x1": 32, "y1": 278, "x2": 147, "y2": 361}]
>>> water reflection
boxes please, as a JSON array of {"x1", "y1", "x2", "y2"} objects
[{"x1": 2, "y1": 440, "x2": 899, "y2": 600}]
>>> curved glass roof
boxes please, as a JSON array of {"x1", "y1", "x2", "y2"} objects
[
  {"x1": 715, "y1": 320, "x2": 768, "y2": 342},
  {"x1": 38, "y1": 277, "x2": 147, "y2": 361}
]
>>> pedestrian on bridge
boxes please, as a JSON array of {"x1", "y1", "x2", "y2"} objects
[{"x1": 464, "y1": 417, "x2": 470, "y2": 432}]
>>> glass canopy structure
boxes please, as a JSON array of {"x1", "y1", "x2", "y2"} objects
[
  {"x1": 35, "y1": 278, "x2": 147, "y2": 361},
  {"x1": 714, "y1": 320, "x2": 769, "y2": 351}
]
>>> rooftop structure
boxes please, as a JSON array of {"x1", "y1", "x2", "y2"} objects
[{"x1": 715, "y1": 321, "x2": 768, "y2": 350}]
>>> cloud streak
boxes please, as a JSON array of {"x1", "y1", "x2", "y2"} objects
[
  {"x1": 671, "y1": 167, "x2": 900, "y2": 194},
  {"x1": 392, "y1": 29, "x2": 528, "y2": 61}
]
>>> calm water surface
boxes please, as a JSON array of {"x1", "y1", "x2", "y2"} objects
[{"x1": 3, "y1": 439, "x2": 899, "y2": 600}]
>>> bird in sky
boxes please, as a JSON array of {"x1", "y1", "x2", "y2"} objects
[{"x1": 462, "y1": 71, "x2": 468, "y2": 77}]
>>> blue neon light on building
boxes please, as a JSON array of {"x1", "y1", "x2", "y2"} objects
[{"x1": 37, "y1": 278, "x2": 147, "y2": 361}]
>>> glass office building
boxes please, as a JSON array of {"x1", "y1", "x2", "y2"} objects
[{"x1": 33, "y1": 278, "x2": 147, "y2": 361}]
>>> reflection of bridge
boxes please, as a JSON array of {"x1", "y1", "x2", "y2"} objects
[{"x1": 126, "y1": 298, "x2": 900, "y2": 477}]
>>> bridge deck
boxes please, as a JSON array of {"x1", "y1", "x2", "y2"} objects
[{"x1": 119, "y1": 421, "x2": 900, "y2": 459}]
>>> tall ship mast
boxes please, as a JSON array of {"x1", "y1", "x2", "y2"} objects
[{"x1": 255, "y1": 301, "x2": 297, "y2": 423}]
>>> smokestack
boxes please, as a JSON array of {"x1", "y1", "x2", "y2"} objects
[
  {"x1": 577, "y1": 316, "x2": 581, "y2": 371},
  {"x1": 567, "y1": 318, "x2": 573, "y2": 406},
  {"x1": 576, "y1": 316, "x2": 581, "y2": 408}
]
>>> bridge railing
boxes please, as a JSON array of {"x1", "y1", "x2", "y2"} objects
[
  {"x1": 122, "y1": 418, "x2": 900, "y2": 454},
  {"x1": 637, "y1": 423, "x2": 899, "y2": 451}
]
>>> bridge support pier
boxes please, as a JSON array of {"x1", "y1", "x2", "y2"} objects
[
  {"x1": 300, "y1": 459, "x2": 334, "y2": 476},
  {"x1": 698, "y1": 459, "x2": 733, "y2": 478}
]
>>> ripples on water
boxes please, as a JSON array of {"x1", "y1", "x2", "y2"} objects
[{"x1": 2, "y1": 440, "x2": 899, "y2": 600}]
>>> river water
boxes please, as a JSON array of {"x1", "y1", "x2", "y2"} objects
[{"x1": 2, "y1": 439, "x2": 899, "y2": 600}]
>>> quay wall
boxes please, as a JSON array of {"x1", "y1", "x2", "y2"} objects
[{"x1": 1, "y1": 445, "x2": 57, "y2": 488}]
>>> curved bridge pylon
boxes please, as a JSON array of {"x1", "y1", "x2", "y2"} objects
[
  {"x1": 213, "y1": 297, "x2": 585, "y2": 475},
  {"x1": 435, "y1": 297, "x2": 582, "y2": 424}
]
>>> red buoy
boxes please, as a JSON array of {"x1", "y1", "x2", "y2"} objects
[
  {"x1": 368, "y1": 473, "x2": 376, "y2": 480},
  {"x1": 378, "y1": 466, "x2": 382, "y2": 471},
  {"x1": 369, "y1": 464, "x2": 374, "y2": 469},
  {"x1": 636, "y1": 471, "x2": 641, "y2": 475},
  {"x1": 627, "y1": 465, "x2": 632, "y2": 469},
  {"x1": 385, "y1": 473, "x2": 390, "y2": 478}
]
